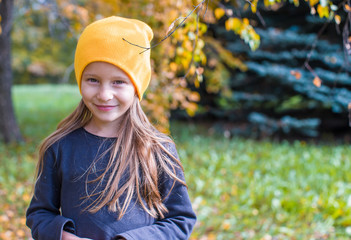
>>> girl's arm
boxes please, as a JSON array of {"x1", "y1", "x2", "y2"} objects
[
  {"x1": 115, "y1": 143, "x2": 197, "y2": 240},
  {"x1": 26, "y1": 147, "x2": 76, "y2": 240}
]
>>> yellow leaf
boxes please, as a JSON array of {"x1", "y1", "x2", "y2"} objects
[
  {"x1": 194, "y1": 79, "x2": 200, "y2": 88},
  {"x1": 214, "y1": 8, "x2": 225, "y2": 20},
  {"x1": 313, "y1": 76, "x2": 322, "y2": 87},
  {"x1": 264, "y1": 0, "x2": 276, "y2": 6},
  {"x1": 225, "y1": 18, "x2": 242, "y2": 33},
  {"x1": 185, "y1": 102, "x2": 198, "y2": 117},
  {"x1": 309, "y1": 0, "x2": 319, "y2": 6},
  {"x1": 252, "y1": 31, "x2": 261, "y2": 41},
  {"x1": 335, "y1": 14, "x2": 341, "y2": 24},
  {"x1": 317, "y1": 4, "x2": 329, "y2": 18},
  {"x1": 169, "y1": 62, "x2": 177, "y2": 72},
  {"x1": 345, "y1": 4, "x2": 351, "y2": 12},
  {"x1": 251, "y1": 2, "x2": 257, "y2": 13},
  {"x1": 332, "y1": 208, "x2": 343, "y2": 219},
  {"x1": 225, "y1": 18, "x2": 234, "y2": 31}
]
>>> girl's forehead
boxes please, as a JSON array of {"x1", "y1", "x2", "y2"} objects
[{"x1": 83, "y1": 62, "x2": 131, "y2": 81}]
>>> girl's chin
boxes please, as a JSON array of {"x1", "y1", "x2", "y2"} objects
[{"x1": 91, "y1": 116, "x2": 124, "y2": 125}]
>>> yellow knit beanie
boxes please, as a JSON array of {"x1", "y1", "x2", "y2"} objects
[{"x1": 74, "y1": 16, "x2": 153, "y2": 100}]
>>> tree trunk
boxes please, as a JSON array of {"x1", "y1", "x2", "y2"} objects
[{"x1": 0, "y1": 0, "x2": 22, "y2": 143}]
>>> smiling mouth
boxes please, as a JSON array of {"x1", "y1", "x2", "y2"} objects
[{"x1": 95, "y1": 104, "x2": 118, "y2": 111}]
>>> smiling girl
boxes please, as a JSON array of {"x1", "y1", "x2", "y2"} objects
[{"x1": 26, "y1": 16, "x2": 196, "y2": 240}]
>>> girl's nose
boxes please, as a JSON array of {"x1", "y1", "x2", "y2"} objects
[{"x1": 97, "y1": 86, "x2": 113, "y2": 101}]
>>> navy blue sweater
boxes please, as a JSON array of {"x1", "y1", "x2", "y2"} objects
[{"x1": 26, "y1": 128, "x2": 196, "y2": 240}]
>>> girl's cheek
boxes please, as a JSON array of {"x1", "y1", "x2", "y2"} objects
[
  {"x1": 119, "y1": 93, "x2": 135, "y2": 102},
  {"x1": 120, "y1": 86, "x2": 136, "y2": 98}
]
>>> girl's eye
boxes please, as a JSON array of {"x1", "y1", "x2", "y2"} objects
[
  {"x1": 87, "y1": 78, "x2": 99, "y2": 83},
  {"x1": 113, "y1": 80, "x2": 126, "y2": 85}
]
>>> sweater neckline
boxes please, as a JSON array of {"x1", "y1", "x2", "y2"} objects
[{"x1": 81, "y1": 127, "x2": 117, "y2": 140}]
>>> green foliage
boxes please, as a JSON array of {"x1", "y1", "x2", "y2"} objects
[
  {"x1": 1, "y1": 85, "x2": 351, "y2": 239},
  {"x1": 12, "y1": 5, "x2": 77, "y2": 84}
]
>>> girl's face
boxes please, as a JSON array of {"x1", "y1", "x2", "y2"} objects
[{"x1": 81, "y1": 62, "x2": 136, "y2": 131}]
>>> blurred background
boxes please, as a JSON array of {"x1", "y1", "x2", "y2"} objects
[{"x1": 1, "y1": 0, "x2": 351, "y2": 239}]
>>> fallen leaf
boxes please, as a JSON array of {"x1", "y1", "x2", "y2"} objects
[{"x1": 222, "y1": 221, "x2": 231, "y2": 230}]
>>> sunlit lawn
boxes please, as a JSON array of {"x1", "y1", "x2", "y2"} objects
[{"x1": 1, "y1": 84, "x2": 351, "y2": 239}]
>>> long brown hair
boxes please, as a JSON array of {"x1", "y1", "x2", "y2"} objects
[{"x1": 36, "y1": 97, "x2": 185, "y2": 219}]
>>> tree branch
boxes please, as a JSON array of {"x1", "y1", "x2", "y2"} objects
[
  {"x1": 183, "y1": 2, "x2": 203, "y2": 79},
  {"x1": 245, "y1": 0, "x2": 266, "y2": 28},
  {"x1": 122, "y1": 0, "x2": 207, "y2": 54},
  {"x1": 342, "y1": 0, "x2": 351, "y2": 66}
]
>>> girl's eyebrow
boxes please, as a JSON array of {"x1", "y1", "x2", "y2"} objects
[
  {"x1": 83, "y1": 73, "x2": 130, "y2": 81},
  {"x1": 82, "y1": 73, "x2": 98, "y2": 77}
]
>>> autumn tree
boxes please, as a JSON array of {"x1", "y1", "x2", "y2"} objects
[{"x1": 0, "y1": 0, "x2": 22, "y2": 143}]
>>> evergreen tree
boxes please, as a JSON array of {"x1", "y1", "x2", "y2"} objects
[{"x1": 195, "y1": 1, "x2": 351, "y2": 138}]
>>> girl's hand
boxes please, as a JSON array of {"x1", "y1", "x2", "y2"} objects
[{"x1": 62, "y1": 231, "x2": 93, "y2": 240}]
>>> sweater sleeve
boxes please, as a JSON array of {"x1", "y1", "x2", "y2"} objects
[
  {"x1": 116, "y1": 142, "x2": 197, "y2": 240},
  {"x1": 26, "y1": 147, "x2": 75, "y2": 240}
]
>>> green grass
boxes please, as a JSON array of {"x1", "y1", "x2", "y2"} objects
[
  {"x1": 1, "y1": 84, "x2": 351, "y2": 239},
  {"x1": 13, "y1": 84, "x2": 81, "y2": 141},
  {"x1": 173, "y1": 124, "x2": 351, "y2": 239}
]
